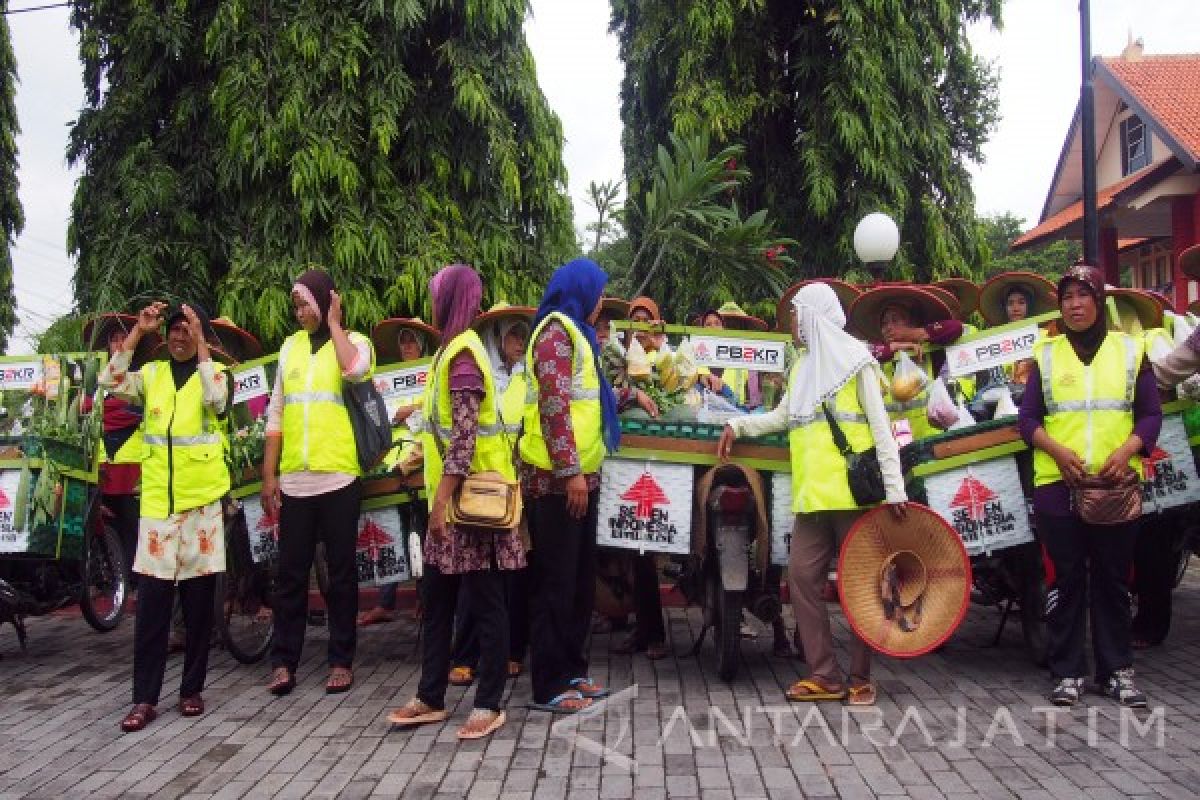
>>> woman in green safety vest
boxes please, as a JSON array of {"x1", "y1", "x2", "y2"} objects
[
  {"x1": 717, "y1": 282, "x2": 908, "y2": 706},
  {"x1": 1019, "y1": 265, "x2": 1161, "y2": 709},
  {"x1": 388, "y1": 265, "x2": 523, "y2": 741},
  {"x1": 263, "y1": 268, "x2": 376, "y2": 697},
  {"x1": 104, "y1": 301, "x2": 231, "y2": 733}
]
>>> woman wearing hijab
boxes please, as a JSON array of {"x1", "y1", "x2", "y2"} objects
[
  {"x1": 978, "y1": 272, "x2": 1059, "y2": 387},
  {"x1": 1018, "y1": 265, "x2": 1161, "y2": 708},
  {"x1": 521, "y1": 259, "x2": 657, "y2": 714},
  {"x1": 263, "y1": 268, "x2": 376, "y2": 696},
  {"x1": 388, "y1": 265, "x2": 522, "y2": 740},
  {"x1": 717, "y1": 283, "x2": 907, "y2": 705},
  {"x1": 102, "y1": 301, "x2": 231, "y2": 732}
]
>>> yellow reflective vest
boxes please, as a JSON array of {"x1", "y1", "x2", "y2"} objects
[
  {"x1": 519, "y1": 313, "x2": 605, "y2": 475},
  {"x1": 786, "y1": 359, "x2": 877, "y2": 512},
  {"x1": 883, "y1": 355, "x2": 938, "y2": 442},
  {"x1": 139, "y1": 361, "x2": 230, "y2": 520},
  {"x1": 1032, "y1": 332, "x2": 1144, "y2": 487},
  {"x1": 278, "y1": 330, "x2": 374, "y2": 476},
  {"x1": 420, "y1": 331, "x2": 517, "y2": 505}
]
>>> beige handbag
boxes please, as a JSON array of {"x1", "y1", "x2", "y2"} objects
[{"x1": 447, "y1": 471, "x2": 523, "y2": 530}]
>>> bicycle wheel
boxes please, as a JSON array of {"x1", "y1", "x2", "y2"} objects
[
  {"x1": 81, "y1": 523, "x2": 129, "y2": 632},
  {"x1": 215, "y1": 507, "x2": 274, "y2": 664}
]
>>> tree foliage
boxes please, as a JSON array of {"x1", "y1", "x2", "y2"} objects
[
  {"x1": 979, "y1": 212, "x2": 1080, "y2": 277},
  {"x1": 69, "y1": 0, "x2": 574, "y2": 349},
  {"x1": 611, "y1": 0, "x2": 1002, "y2": 288},
  {"x1": 0, "y1": 1, "x2": 23, "y2": 353}
]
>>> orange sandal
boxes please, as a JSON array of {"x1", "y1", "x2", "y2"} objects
[
  {"x1": 786, "y1": 679, "x2": 846, "y2": 702},
  {"x1": 846, "y1": 682, "x2": 877, "y2": 706}
]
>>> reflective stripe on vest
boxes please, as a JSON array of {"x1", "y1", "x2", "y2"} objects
[
  {"x1": 278, "y1": 330, "x2": 373, "y2": 476},
  {"x1": 519, "y1": 313, "x2": 605, "y2": 474},
  {"x1": 420, "y1": 330, "x2": 517, "y2": 506},
  {"x1": 1032, "y1": 332, "x2": 1143, "y2": 487},
  {"x1": 139, "y1": 361, "x2": 230, "y2": 520}
]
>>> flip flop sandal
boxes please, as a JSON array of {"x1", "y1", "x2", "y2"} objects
[
  {"x1": 267, "y1": 668, "x2": 295, "y2": 696},
  {"x1": 388, "y1": 699, "x2": 449, "y2": 727},
  {"x1": 326, "y1": 669, "x2": 353, "y2": 694},
  {"x1": 529, "y1": 690, "x2": 593, "y2": 715},
  {"x1": 457, "y1": 709, "x2": 507, "y2": 740},
  {"x1": 786, "y1": 679, "x2": 847, "y2": 702},
  {"x1": 570, "y1": 678, "x2": 611, "y2": 699},
  {"x1": 448, "y1": 666, "x2": 475, "y2": 687},
  {"x1": 179, "y1": 695, "x2": 205, "y2": 717},
  {"x1": 846, "y1": 683, "x2": 877, "y2": 706}
]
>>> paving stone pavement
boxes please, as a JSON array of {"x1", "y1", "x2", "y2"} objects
[{"x1": 2, "y1": 568, "x2": 1200, "y2": 799}]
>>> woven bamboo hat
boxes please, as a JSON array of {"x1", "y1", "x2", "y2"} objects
[
  {"x1": 837, "y1": 504, "x2": 972, "y2": 658},
  {"x1": 934, "y1": 278, "x2": 981, "y2": 317},
  {"x1": 472, "y1": 302, "x2": 535, "y2": 332},
  {"x1": 776, "y1": 279, "x2": 862, "y2": 333},
  {"x1": 600, "y1": 297, "x2": 632, "y2": 320},
  {"x1": 372, "y1": 318, "x2": 441, "y2": 364},
  {"x1": 1107, "y1": 287, "x2": 1165, "y2": 334},
  {"x1": 846, "y1": 285, "x2": 956, "y2": 342},
  {"x1": 978, "y1": 271, "x2": 1058, "y2": 326},
  {"x1": 1179, "y1": 244, "x2": 1200, "y2": 280},
  {"x1": 210, "y1": 318, "x2": 264, "y2": 362},
  {"x1": 716, "y1": 301, "x2": 769, "y2": 331},
  {"x1": 81, "y1": 312, "x2": 162, "y2": 368}
]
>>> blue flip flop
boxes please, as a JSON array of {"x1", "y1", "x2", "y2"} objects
[
  {"x1": 528, "y1": 690, "x2": 592, "y2": 714},
  {"x1": 570, "y1": 678, "x2": 611, "y2": 699}
]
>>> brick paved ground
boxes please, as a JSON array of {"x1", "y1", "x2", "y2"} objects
[{"x1": 2, "y1": 569, "x2": 1200, "y2": 800}]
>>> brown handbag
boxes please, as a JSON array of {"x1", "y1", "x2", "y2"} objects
[{"x1": 1071, "y1": 472, "x2": 1142, "y2": 526}]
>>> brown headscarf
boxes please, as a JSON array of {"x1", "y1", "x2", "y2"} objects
[
  {"x1": 293, "y1": 268, "x2": 336, "y2": 349},
  {"x1": 1056, "y1": 264, "x2": 1108, "y2": 365}
]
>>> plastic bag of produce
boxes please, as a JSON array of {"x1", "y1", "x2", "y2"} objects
[
  {"x1": 993, "y1": 387, "x2": 1019, "y2": 419},
  {"x1": 949, "y1": 400, "x2": 976, "y2": 431},
  {"x1": 926, "y1": 378, "x2": 959, "y2": 430},
  {"x1": 675, "y1": 339, "x2": 699, "y2": 387},
  {"x1": 626, "y1": 337, "x2": 652, "y2": 380},
  {"x1": 889, "y1": 351, "x2": 929, "y2": 403}
]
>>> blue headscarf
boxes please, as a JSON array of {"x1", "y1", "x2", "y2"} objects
[{"x1": 532, "y1": 259, "x2": 621, "y2": 454}]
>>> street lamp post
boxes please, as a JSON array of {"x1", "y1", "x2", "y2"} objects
[
  {"x1": 853, "y1": 212, "x2": 900, "y2": 285},
  {"x1": 1080, "y1": 0, "x2": 1100, "y2": 266}
]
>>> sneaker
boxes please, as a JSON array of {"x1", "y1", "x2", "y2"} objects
[
  {"x1": 1050, "y1": 677, "x2": 1084, "y2": 707},
  {"x1": 1098, "y1": 668, "x2": 1148, "y2": 708}
]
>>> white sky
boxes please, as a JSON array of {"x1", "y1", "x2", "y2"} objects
[{"x1": 6, "y1": 0, "x2": 1199, "y2": 352}]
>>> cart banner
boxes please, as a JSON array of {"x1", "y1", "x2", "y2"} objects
[
  {"x1": 373, "y1": 361, "x2": 431, "y2": 417},
  {"x1": 1142, "y1": 414, "x2": 1200, "y2": 513},
  {"x1": 946, "y1": 323, "x2": 1040, "y2": 378},
  {"x1": 597, "y1": 459, "x2": 693, "y2": 554},
  {"x1": 769, "y1": 472, "x2": 793, "y2": 566},
  {"x1": 0, "y1": 468, "x2": 28, "y2": 553},
  {"x1": 240, "y1": 495, "x2": 280, "y2": 565},
  {"x1": 232, "y1": 365, "x2": 270, "y2": 406},
  {"x1": 922, "y1": 456, "x2": 1034, "y2": 557},
  {"x1": 355, "y1": 508, "x2": 412, "y2": 585},
  {"x1": 0, "y1": 360, "x2": 43, "y2": 391},
  {"x1": 689, "y1": 336, "x2": 788, "y2": 374}
]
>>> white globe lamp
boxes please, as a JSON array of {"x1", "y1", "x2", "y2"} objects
[{"x1": 853, "y1": 212, "x2": 899, "y2": 283}]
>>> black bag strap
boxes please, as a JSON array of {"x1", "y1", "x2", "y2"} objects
[{"x1": 821, "y1": 401, "x2": 854, "y2": 457}]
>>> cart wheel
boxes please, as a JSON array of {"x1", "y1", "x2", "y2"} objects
[
  {"x1": 214, "y1": 570, "x2": 274, "y2": 664},
  {"x1": 81, "y1": 523, "x2": 129, "y2": 632},
  {"x1": 710, "y1": 572, "x2": 743, "y2": 682}
]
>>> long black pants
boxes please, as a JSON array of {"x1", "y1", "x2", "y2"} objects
[
  {"x1": 1038, "y1": 512, "x2": 1138, "y2": 682},
  {"x1": 451, "y1": 565, "x2": 531, "y2": 667},
  {"x1": 133, "y1": 573, "x2": 217, "y2": 705},
  {"x1": 418, "y1": 565, "x2": 508, "y2": 712},
  {"x1": 528, "y1": 490, "x2": 598, "y2": 705},
  {"x1": 632, "y1": 553, "x2": 666, "y2": 646},
  {"x1": 1133, "y1": 513, "x2": 1177, "y2": 645},
  {"x1": 271, "y1": 481, "x2": 361, "y2": 671}
]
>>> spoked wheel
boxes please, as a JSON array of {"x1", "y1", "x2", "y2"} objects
[
  {"x1": 709, "y1": 571, "x2": 743, "y2": 682},
  {"x1": 215, "y1": 506, "x2": 274, "y2": 664},
  {"x1": 214, "y1": 570, "x2": 274, "y2": 664},
  {"x1": 80, "y1": 523, "x2": 129, "y2": 632}
]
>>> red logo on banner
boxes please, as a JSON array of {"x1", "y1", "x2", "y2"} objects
[
  {"x1": 1142, "y1": 447, "x2": 1170, "y2": 480},
  {"x1": 949, "y1": 475, "x2": 997, "y2": 521},
  {"x1": 621, "y1": 472, "x2": 670, "y2": 519},
  {"x1": 0, "y1": 489, "x2": 9, "y2": 510},
  {"x1": 357, "y1": 518, "x2": 393, "y2": 561}
]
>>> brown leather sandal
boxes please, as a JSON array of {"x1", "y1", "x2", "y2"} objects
[
  {"x1": 120, "y1": 703, "x2": 158, "y2": 733},
  {"x1": 179, "y1": 695, "x2": 204, "y2": 717},
  {"x1": 267, "y1": 667, "x2": 295, "y2": 696},
  {"x1": 326, "y1": 667, "x2": 353, "y2": 694}
]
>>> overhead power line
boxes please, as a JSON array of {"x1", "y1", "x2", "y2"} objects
[{"x1": 4, "y1": 3, "x2": 70, "y2": 14}]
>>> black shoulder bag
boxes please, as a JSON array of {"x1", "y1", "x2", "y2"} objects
[{"x1": 821, "y1": 402, "x2": 886, "y2": 507}]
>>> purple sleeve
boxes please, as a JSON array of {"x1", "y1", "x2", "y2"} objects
[
  {"x1": 926, "y1": 320, "x2": 964, "y2": 346},
  {"x1": 869, "y1": 342, "x2": 894, "y2": 363},
  {"x1": 1131, "y1": 363, "x2": 1162, "y2": 456},
  {"x1": 448, "y1": 351, "x2": 485, "y2": 394},
  {"x1": 1017, "y1": 361, "x2": 1046, "y2": 447}
]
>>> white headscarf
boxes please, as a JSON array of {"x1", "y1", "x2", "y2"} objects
[
  {"x1": 787, "y1": 282, "x2": 879, "y2": 424},
  {"x1": 485, "y1": 317, "x2": 529, "y2": 393}
]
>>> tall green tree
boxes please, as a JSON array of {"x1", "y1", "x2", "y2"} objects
[
  {"x1": 69, "y1": 0, "x2": 574, "y2": 348},
  {"x1": 611, "y1": 0, "x2": 1001, "y2": 288},
  {"x1": 979, "y1": 212, "x2": 1080, "y2": 277},
  {"x1": 0, "y1": 1, "x2": 23, "y2": 354}
]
